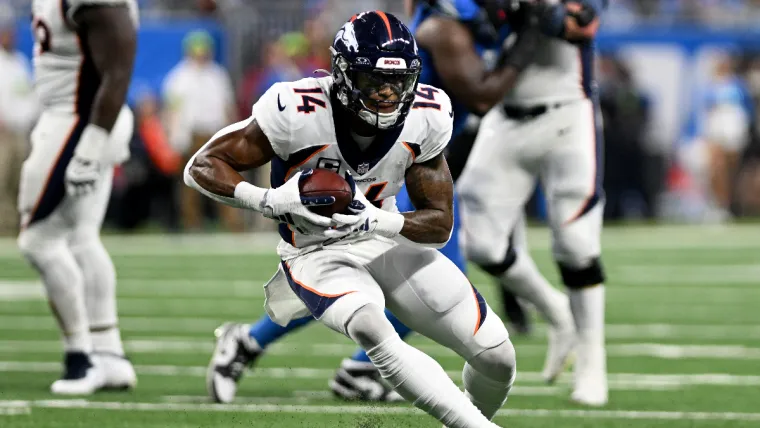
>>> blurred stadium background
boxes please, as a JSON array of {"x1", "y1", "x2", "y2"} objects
[{"x1": 1, "y1": 1, "x2": 760, "y2": 427}]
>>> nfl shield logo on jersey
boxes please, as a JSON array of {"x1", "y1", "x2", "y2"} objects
[{"x1": 357, "y1": 163, "x2": 370, "y2": 175}]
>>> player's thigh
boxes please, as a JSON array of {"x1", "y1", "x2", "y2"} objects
[
  {"x1": 284, "y1": 248, "x2": 384, "y2": 337},
  {"x1": 18, "y1": 114, "x2": 82, "y2": 228},
  {"x1": 372, "y1": 244, "x2": 509, "y2": 360},
  {"x1": 541, "y1": 99, "x2": 604, "y2": 265},
  {"x1": 458, "y1": 110, "x2": 536, "y2": 266}
]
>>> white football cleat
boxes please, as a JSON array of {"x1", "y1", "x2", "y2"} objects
[
  {"x1": 570, "y1": 338, "x2": 608, "y2": 407},
  {"x1": 50, "y1": 352, "x2": 106, "y2": 395},
  {"x1": 541, "y1": 325, "x2": 577, "y2": 384},
  {"x1": 329, "y1": 358, "x2": 403, "y2": 402},
  {"x1": 207, "y1": 323, "x2": 261, "y2": 404},
  {"x1": 94, "y1": 353, "x2": 137, "y2": 390}
]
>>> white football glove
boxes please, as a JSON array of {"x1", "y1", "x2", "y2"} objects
[
  {"x1": 325, "y1": 171, "x2": 404, "y2": 240},
  {"x1": 65, "y1": 125, "x2": 108, "y2": 197},
  {"x1": 261, "y1": 169, "x2": 335, "y2": 232}
]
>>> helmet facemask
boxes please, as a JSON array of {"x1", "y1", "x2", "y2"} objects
[{"x1": 332, "y1": 47, "x2": 420, "y2": 130}]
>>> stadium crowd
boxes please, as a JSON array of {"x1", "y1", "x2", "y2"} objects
[{"x1": 1, "y1": 0, "x2": 760, "y2": 236}]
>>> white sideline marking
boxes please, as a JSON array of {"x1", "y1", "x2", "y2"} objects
[
  {"x1": 1, "y1": 399, "x2": 760, "y2": 421},
  {"x1": 1, "y1": 314, "x2": 759, "y2": 341},
  {"x1": 4, "y1": 339, "x2": 760, "y2": 360},
  {"x1": 0, "y1": 401, "x2": 31, "y2": 415},
  {"x1": 0, "y1": 225, "x2": 757, "y2": 257},
  {"x1": 2, "y1": 361, "x2": 760, "y2": 389}
]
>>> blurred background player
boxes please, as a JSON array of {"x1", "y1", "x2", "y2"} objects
[
  {"x1": 162, "y1": 30, "x2": 242, "y2": 232},
  {"x1": 0, "y1": 3, "x2": 37, "y2": 236},
  {"x1": 458, "y1": 0, "x2": 610, "y2": 406},
  {"x1": 188, "y1": 12, "x2": 517, "y2": 427},
  {"x1": 203, "y1": 0, "x2": 555, "y2": 404},
  {"x1": 17, "y1": 0, "x2": 139, "y2": 395},
  {"x1": 702, "y1": 53, "x2": 754, "y2": 222}
]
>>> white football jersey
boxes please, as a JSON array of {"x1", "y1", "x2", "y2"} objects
[
  {"x1": 31, "y1": 0, "x2": 139, "y2": 114},
  {"x1": 252, "y1": 76, "x2": 453, "y2": 253},
  {"x1": 503, "y1": 19, "x2": 597, "y2": 105}
]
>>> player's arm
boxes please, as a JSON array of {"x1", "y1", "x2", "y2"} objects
[
  {"x1": 73, "y1": 5, "x2": 136, "y2": 132},
  {"x1": 184, "y1": 112, "x2": 334, "y2": 227},
  {"x1": 400, "y1": 153, "x2": 455, "y2": 246},
  {"x1": 185, "y1": 117, "x2": 273, "y2": 207},
  {"x1": 536, "y1": 0, "x2": 606, "y2": 42},
  {"x1": 63, "y1": 4, "x2": 137, "y2": 196},
  {"x1": 415, "y1": 17, "x2": 537, "y2": 116}
]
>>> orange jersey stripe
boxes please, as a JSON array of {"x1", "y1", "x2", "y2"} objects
[
  {"x1": 401, "y1": 142, "x2": 417, "y2": 161},
  {"x1": 285, "y1": 145, "x2": 330, "y2": 180}
]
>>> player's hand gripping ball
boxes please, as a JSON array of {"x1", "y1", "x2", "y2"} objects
[{"x1": 299, "y1": 169, "x2": 353, "y2": 217}]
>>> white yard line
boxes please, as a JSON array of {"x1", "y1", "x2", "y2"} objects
[
  {"x1": 2, "y1": 361, "x2": 760, "y2": 389},
  {"x1": 1, "y1": 399, "x2": 760, "y2": 421},
  {"x1": 1, "y1": 314, "x2": 759, "y2": 341},
  {"x1": 0, "y1": 401, "x2": 30, "y2": 416},
  {"x1": 4, "y1": 339, "x2": 760, "y2": 360},
  {"x1": 0, "y1": 225, "x2": 758, "y2": 257}
]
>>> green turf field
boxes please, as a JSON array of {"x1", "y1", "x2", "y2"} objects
[{"x1": 1, "y1": 224, "x2": 759, "y2": 427}]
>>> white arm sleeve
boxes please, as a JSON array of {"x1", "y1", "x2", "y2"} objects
[
  {"x1": 182, "y1": 117, "x2": 269, "y2": 211},
  {"x1": 251, "y1": 82, "x2": 293, "y2": 160},
  {"x1": 416, "y1": 89, "x2": 454, "y2": 164}
]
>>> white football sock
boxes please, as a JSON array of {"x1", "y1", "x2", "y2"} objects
[
  {"x1": 568, "y1": 285, "x2": 605, "y2": 348},
  {"x1": 463, "y1": 362, "x2": 514, "y2": 420},
  {"x1": 25, "y1": 246, "x2": 91, "y2": 353},
  {"x1": 72, "y1": 239, "x2": 123, "y2": 356},
  {"x1": 500, "y1": 249, "x2": 572, "y2": 329},
  {"x1": 366, "y1": 335, "x2": 497, "y2": 428}
]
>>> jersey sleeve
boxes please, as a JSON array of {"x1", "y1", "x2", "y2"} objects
[
  {"x1": 251, "y1": 82, "x2": 294, "y2": 159},
  {"x1": 65, "y1": 0, "x2": 129, "y2": 23},
  {"x1": 416, "y1": 88, "x2": 454, "y2": 164}
]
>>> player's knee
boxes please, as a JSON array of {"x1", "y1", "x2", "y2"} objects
[
  {"x1": 477, "y1": 244, "x2": 517, "y2": 277},
  {"x1": 557, "y1": 257, "x2": 606, "y2": 289},
  {"x1": 345, "y1": 304, "x2": 397, "y2": 350},
  {"x1": 470, "y1": 340, "x2": 516, "y2": 383},
  {"x1": 18, "y1": 228, "x2": 51, "y2": 261},
  {"x1": 68, "y1": 225, "x2": 100, "y2": 253}
]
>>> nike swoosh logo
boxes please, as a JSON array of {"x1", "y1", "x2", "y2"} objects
[{"x1": 277, "y1": 94, "x2": 286, "y2": 112}]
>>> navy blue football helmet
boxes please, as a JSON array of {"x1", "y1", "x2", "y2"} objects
[{"x1": 331, "y1": 11, "x2": 422, "y2": 130}]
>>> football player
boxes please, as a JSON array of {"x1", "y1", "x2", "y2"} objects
[
  {"x1": 202, "y1": 0, "x2": 557, "y2": 405},
  {"x1": 187, "y1": 11, "x2": 514, "y2": 427},
  {"x1": 18, "y1": 0, "x2": 138, "y2": 394},
  {"x1": 457, "y1": 0, "x2": 610, "y2": 406}
]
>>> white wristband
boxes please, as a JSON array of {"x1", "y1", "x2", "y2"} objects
[
  {"x1": 374, "y1": 209, "x2": 405, "y2": 238},
  {"x1": 233, "y1": 181, "x2": 268, "y2": 211},
  {"x1": 75, "y1": 124, "x2": 110, "y2": 160}
]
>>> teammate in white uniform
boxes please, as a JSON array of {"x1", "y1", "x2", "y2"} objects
[
  {"x1": 458, "y1": 0, "x2": 610, "y2": 406},
  {"x1": 18, "y1": 0, "x2": 139, "y2": 395},
  {"x1": 186, "y1": 12, "x2": 515, "y2": 428}
]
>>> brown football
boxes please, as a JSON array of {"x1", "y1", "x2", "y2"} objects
[{"x1": 298, "y1": 169, "x2": 353, "y2": 217}]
